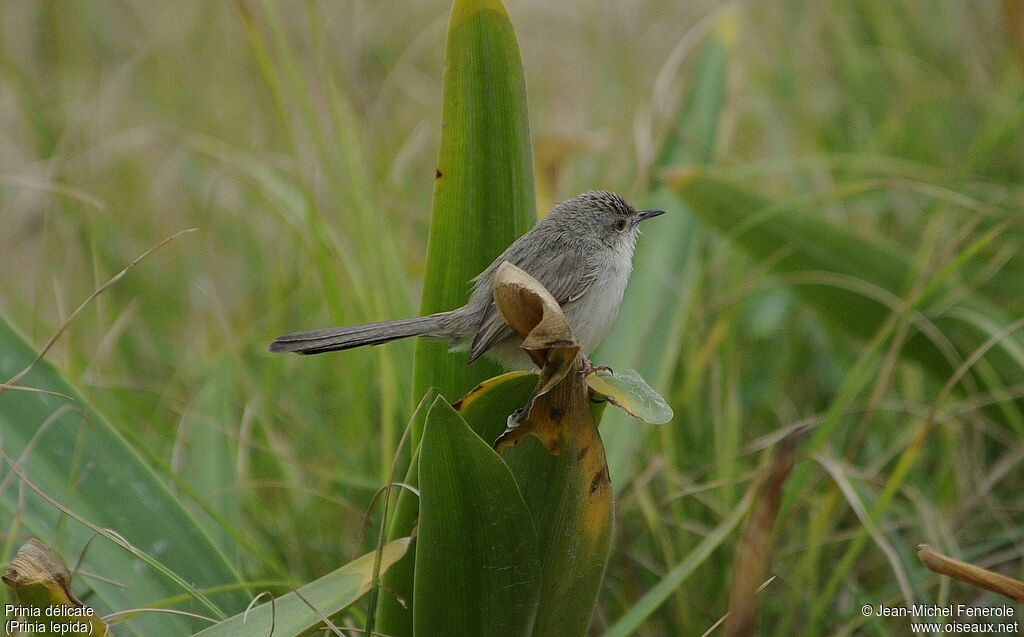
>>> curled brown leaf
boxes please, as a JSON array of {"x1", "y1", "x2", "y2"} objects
[{"x1": 490, "y1": 262, "x2": 586, "y2": 454}]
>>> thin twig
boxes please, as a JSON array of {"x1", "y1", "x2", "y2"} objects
[{"x1": 917, "y1": 544, "x2": 1024, "y2": 603}]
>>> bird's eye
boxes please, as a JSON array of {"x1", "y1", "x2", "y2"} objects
[{"x1": 615, "y1": 219, "x2": 627, "y2": 231}]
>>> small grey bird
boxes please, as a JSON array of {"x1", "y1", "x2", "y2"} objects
[{"x1": 268, "y1": 191, "x2": 664, "y2": 370}]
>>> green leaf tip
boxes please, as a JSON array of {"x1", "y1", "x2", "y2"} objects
[
  {"x1": 413, "y1": 0, "x2": 534, "y2": 406},
  {"x1": 450, "y1": 0, "x2": 510, "y2": 28}
]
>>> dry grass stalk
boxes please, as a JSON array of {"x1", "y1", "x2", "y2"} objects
[
  {"x1": 724, "y1": 435, "x2": 800, "y2": 637},
  {"x1": 917, "y1": 544, "x2": 1024, "y2": 603}
]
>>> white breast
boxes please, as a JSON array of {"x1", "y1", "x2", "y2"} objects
[{"x1": 563, "y1": 246, "x2": 632, "y2": 353}]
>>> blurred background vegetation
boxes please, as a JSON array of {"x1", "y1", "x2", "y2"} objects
[{"x1": 2, "y1": 0, "x2": 1023, "y2": 634}]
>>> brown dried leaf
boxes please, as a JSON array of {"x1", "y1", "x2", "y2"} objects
[
  {"x1": 491, "y1": 262, "x2": 585, "y2": 454},
  {"x1": 3, "y1": 539, "x2": 110, "y2": 636},
  {"x1": 2, "y1": 539, "x2": 75, "y2": 595},
  {"x1": 492, "y1": 261, "x2": 580, "y2": 365},
  {"x1": 724, "y1": 435, "x2": 800, "y2": 637}
]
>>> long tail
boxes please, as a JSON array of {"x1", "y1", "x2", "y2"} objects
[{"x1": 268, "y1": 313, "x2": 450, "y2": 355}]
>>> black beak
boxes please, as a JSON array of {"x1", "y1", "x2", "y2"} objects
[{"x1": 635, "y1": 209, "x2": 666, "y2": 223}]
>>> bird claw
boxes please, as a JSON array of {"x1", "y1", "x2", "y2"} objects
[{"x1": 579, "y1": 355, "x2": 612, "y2": 377}]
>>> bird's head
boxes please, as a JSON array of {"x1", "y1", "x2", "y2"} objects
[{"x1": 552, "y1": 190, "x2": 665, "y2": 250}]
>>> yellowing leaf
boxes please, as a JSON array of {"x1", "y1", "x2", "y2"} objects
[{"x1": 587, "y1": 369, "x2": 674, "y2": 425}]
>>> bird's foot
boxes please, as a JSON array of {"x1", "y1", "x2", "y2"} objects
[{"x1": 579, "y1": 355, "x2": 612, "y2": 377}]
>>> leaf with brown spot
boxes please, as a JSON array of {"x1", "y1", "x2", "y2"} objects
[
  {"x1": 450, "y1": 370, "x2": 533, "y2": 413},
  {"x1": 485, "y1": 261, "x2": 613, "y2": 636}
]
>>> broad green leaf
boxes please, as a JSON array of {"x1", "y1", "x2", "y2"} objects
[
  {"x1": 376, "y1": 377, "x2": 534, "y2": 637},
  {"x1": 671, "y1": 171, "x2": 1024, "y2": 427},
  {"x1": 414, "y1": 397, "x2": 540, "y2": 636},
  {"x1": 0, "y1": 317, "x2": 247, "y2": 636},
  {"x1": 597, "y1": 16, "x2": 735, "y2": 485},
  {"x1": 193, "y1": 538, "x2": 411, "y2": 637},
  {"x1": 587, "y1": 369, "x2": 673, "y2": 425},
  {"x1": 500, "y1": 375, "x2": 614, "y2": 637},
  {"x1": 412, "y1": 0, "x2": 536, "y2": 415}
]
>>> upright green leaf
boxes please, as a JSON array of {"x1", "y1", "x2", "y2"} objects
[
  {"x1": 412, "y1": 0, "x2": 536, "y2": 417},
  {"x1": 0, "y1": 317, "x2": 247, "y2": 636},
  {"x1": 382, "y1": 2, "x2": 536, "y2": 633},
  {"x1": 414, "y1": 397, "x2": 540, "y2": 637}
]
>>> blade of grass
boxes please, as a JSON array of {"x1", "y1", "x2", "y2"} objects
[
  {"x1": 193, "y1": 538, "x2": 411, "y2": 637},
  {"x1": 601, "y1": 476, "x2": 755, "y2": 637}
]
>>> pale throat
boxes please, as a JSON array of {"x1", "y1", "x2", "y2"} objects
[{"x1": 565, "y1": 234, "x2": 635, "y2": 353}]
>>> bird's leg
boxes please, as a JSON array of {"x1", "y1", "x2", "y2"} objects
[{"x1": 579, "y1": 353, "x2": 613, "y2": 377}]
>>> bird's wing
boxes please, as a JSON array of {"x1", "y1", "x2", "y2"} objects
[{"x1": 468, "y1": 248, "x2": 596, "y2": 363}]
